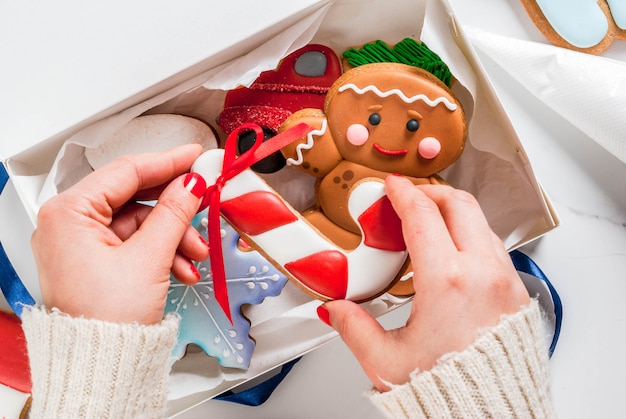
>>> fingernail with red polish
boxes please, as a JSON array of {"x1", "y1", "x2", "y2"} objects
[
  {"x1": 184, "y1": 172, "x2": 207, "y2": 199},
  {"x1": 190, "y1": 263, "x2": 201, "y2": 280},
  {"x1": 316, "y1": 304, "x2": 331, "y2": 327}
]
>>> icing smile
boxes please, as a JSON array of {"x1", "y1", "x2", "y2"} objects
[{"x1": 373, "y1": 143, "x2": 408, "y2": 156}]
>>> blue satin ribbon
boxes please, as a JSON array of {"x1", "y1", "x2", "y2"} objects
[
  {"x1": 215, "y1": 357, "x2": 301, "y2": 406},
  {"x1": 0, "y1": 242, "x2": 35, "y2": 317},
  {"x1": 0, "y1": 165, "x2": 36, "y2": 317},
  {"x1": 0, "y1": 164, "x2": 7, "y2": 193},
  {"x1": 510, "y1": 249, "x2": 562, "y2": 356}
]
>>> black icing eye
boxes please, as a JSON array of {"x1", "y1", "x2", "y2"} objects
[
  {"x1": 406, "y1": 119, "x2": 420, "y2": 132},
  {"x1": 368, "y1": 113, "x2": 381, "y2": 126},
  {"x1": 237, "y1": 128, "x2": 286, "y2": 173}
]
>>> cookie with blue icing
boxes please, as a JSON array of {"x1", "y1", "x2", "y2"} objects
[
  {"x1": 165, "y1": 213, "x2": 288, "y2": 370},
  {"x1": 521, "y1": 0, "x2": 626, "y2": 54}
]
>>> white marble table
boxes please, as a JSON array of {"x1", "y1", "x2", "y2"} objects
[{"x1": 179, "y1": 1, "x2": 626, "y2": 418}]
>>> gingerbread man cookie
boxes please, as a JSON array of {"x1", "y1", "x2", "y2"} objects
[{"x1": 279, "y1": 42, "x2": 467, "y2": 295}]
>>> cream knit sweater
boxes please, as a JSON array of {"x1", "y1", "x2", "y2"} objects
[
  {"x1": 22, "y1": 307, "x2": 178, "y2": 418},
  {"x1": 21, "y1": 300, "x2": 553, "y2": 418},
  {"x1": 367, "y1": 300, "x2": 555, "y2": 418}
]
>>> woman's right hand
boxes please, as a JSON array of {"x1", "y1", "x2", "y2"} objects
[{"x1": 319, "y1": 175, "x2": 530, "y2": 392}]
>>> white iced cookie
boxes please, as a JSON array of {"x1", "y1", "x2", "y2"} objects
[{"x1": 85, "y1": 114, "x2": 219, "y2": 169}]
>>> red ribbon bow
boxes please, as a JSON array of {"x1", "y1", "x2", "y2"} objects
[{"x1": 202, "y1": 122, "x2": 313, "y2": 324}]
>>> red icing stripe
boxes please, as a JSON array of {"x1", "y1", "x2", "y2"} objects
[
  {"x1": 0, "y1": 311, "x2": 31, "y2": 393},
  {"x1": 358, "y1": 196, "x2": 406, "y2": 252},
  {"x1": 285, "y1": 250, "x2": 348, "y2": 300},
  {"x1": 221, "y1": 191, "x2": 298, "y2": 236}
]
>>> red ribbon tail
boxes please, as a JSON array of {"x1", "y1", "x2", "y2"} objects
[
  {"x1": 208, "y1": 194, "x2": 234, "y2": 325},
  {"x1": 213, "y1": 261, "x2": 233, "y2": 325},
  {"x1": 204, "y1": 122, "x2": 313, "y2": 325}
]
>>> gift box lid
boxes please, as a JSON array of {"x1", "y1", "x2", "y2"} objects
[{"x1": 0, "y1": 0, "x2": 330, "y2": 163}]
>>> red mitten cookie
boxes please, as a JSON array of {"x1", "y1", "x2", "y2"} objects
[{"x1": 218, "y1": 44, "x2": 343, "y2": 173}]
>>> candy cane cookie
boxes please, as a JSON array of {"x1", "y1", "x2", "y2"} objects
[{"x1": 192, "y1": 148, "x2": 408, "y2": 303}]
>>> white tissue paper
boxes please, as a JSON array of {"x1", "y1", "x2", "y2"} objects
[{"x1": 464, "y1": 27, "x2": 626, "y2": 165}]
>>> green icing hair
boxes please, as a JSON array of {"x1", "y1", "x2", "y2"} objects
[{"x1": 343, "y1": 38, "x2": 453, "y2": 88}]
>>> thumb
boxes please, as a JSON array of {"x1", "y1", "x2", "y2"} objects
[
  {"x1": 130, "y1": 172, "x2": 206, "y2": 261},
  {"x1": 318, "y1": 300, "x2": 390, "y2": 385}
]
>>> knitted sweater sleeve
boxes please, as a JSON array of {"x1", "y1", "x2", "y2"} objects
[
  {"x1": 367, "y1": 299, "x2": 555, "y2": 418},
  {"x1": 21, "y1": 306, "x2": 179, "y2": 419}
]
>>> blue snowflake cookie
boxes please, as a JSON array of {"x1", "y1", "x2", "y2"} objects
[{"x1": 165, "y1": 212, "x2": 288, "y2": 370}]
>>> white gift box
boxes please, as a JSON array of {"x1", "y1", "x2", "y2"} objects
[{"x1": 0, "y1": 0, "x2": 560, "y2": 416}]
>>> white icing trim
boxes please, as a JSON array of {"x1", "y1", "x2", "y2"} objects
[
  {"x1": 338, "y1": 83, "x2": 458, "y2": 111},
  {"x1": 285, "y1": 118, "x2": 328, "y2": 166}
]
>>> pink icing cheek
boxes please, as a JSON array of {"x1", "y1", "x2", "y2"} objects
[
  {"x1": 346, "y1": 123, "x2": 369, "y2": 146},
  {"x1": 418, "y1": 137, "x2": 441, "y2": 159}
]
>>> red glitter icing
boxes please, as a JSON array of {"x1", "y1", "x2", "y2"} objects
[
  {"x1": 218, "y1": 106, "x2": 292, "y2": 134},
  {"x1": 219, "y1": 44, "x2": 342, "y2": 134}
]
